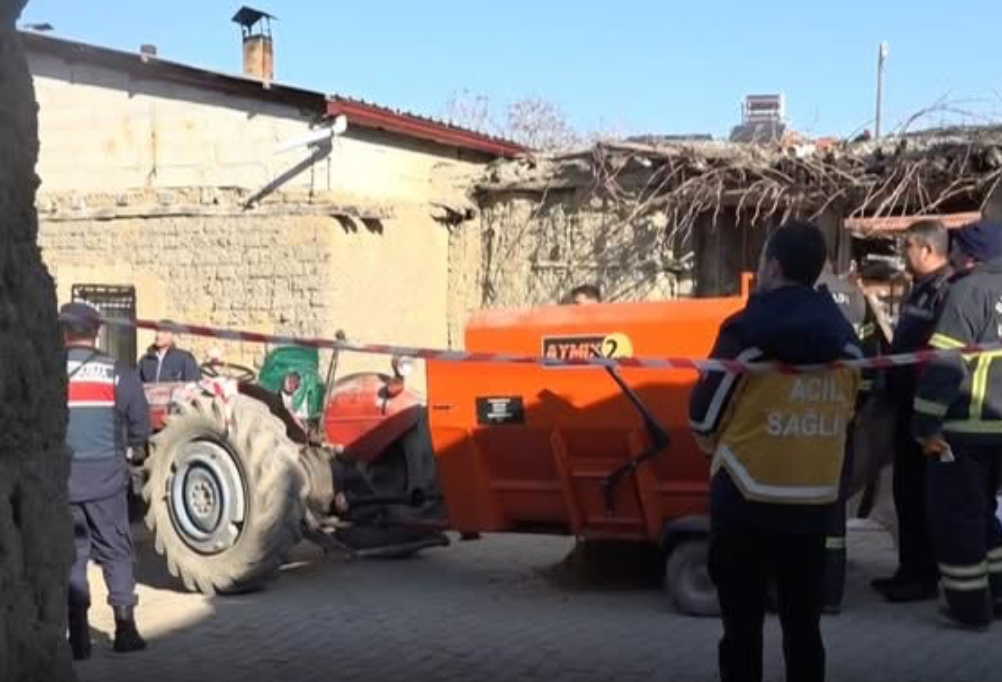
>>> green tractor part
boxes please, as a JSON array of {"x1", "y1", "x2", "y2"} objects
[{"x1": 257, "y1": 346, "x2": 325, "y2": 419}]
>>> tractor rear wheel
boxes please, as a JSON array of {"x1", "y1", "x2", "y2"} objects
[{"x1": 143, "y1": 394, "x2": 306, "y2": 595}]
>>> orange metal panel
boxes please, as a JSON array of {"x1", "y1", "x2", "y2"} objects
[{"x1": 427, "y1": 284, "x2": 749, "y2": 543}]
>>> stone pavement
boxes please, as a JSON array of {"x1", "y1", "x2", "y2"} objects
[{"x1": 74, "y1": 527, "x2": 1000, "y2": 682}]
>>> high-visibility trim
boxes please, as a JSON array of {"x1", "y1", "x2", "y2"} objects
[
  {"x1": 939, "y1": 561, "x2": 988, "y2": 578},
  {"x1": 717, "y1": 446, "x2": 839, "y2": 504},
  {"x1": 971, "y1": 354, "x2": 991, "y2": 418},
  {"x1": 941, "y1": 576, "x2": 990, "y2": 592},
  {"x1": 989, "y1": 560, "x2": 1002, "y2": 574},
  {"x1": 988, "y1": 547, "x2": 1002, "y2": 561},
  {"x1": 929, "y1": 333, "x2": 966, "y2": 350},
  {"x1": 826, "y1": 536, "x2": 847, "y2": 550},
  {"x1": 913, "y1": 398, "x2": 949, "y2": 417},
  {"x1": 689, "y1": 347, "x2": 763, "y2": 433},
  {"x1": 858, "y1": 322, "x2": 876, "y2": 340},
  {"x1": 969, "y1": 350, "x2": 1002, "y2": 419},
  {"x1": 860, "y1": 379, "x2": 874, "y2": 392},
  {"x1": 943, "y1": 420, "x2": 1002, "y2": 434}
]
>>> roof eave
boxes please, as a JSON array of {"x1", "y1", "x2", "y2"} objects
[{"x1": 326, "y1": 99, "x2": 526, "y2": 159}]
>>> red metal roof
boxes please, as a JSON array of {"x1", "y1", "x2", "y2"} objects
[
  {"x1": 326, "y1": 98, "x2": 525, "y2": 159},
  {"x1": 845, "y1": 212, "x2": 980, "y2": 235}
]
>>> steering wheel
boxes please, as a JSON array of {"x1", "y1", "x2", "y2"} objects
[{"x1": 200, "y1": 360, "x2": 257, "y2": 383}]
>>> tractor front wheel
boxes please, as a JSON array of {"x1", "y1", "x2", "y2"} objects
[{"x1": 144, "y1": 394, "x2": 306, "y2": 595}]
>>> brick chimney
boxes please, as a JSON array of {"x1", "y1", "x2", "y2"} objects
[{"x1": 232, "y1": 6, "x2": 276, "y2": 81}]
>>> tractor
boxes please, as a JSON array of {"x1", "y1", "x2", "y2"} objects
[
  {"x1": 136, "y1": 281, "x2": 899, "y2": 615},
  {"x1": 138, "y1": 339, "x2": 449, "y2": 596}
]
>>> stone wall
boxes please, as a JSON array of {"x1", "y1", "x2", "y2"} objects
[
  {"x1": 476, "y1": 191, "x2": 693, "y2": 307},
  {"x1": 38, "y1": 200, "x2": 453, "y2": 386},
  {"x1": 28, "y1": 42, "x2": 486, "y2": 383},
  {"x1": 444, "y1": 189, "x2": 695, "y2": 340},
  {"x1": 0, "y1": 2, "x2": 77, "y2": 678}
]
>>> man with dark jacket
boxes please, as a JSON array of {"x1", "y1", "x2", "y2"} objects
[
  {"x1": 872, "y1": 219, "x2": 951, "y2": 602},
  {"x1": 913, "y1": 218, "x2": 1002, "y2": 630},
  {"x1": 815, "y1": 262, "x2": 880, "y2": 614},
  {"x1": 690, "y1": 221, "x2": 862, "y2": 682},
  {"x1": 138, "y1": 322, "x2": 201, "y2": 383},
  {"x1": 61, "y1": 302, "x2": 151, "y2": 659}
]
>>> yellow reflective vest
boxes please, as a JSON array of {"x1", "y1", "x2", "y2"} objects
[{"x1": 711, "y1": 367, "x2": 861, "y2": 505}]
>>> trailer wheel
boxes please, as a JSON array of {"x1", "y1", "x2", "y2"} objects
[
  {"x1": 664, "y1": 538, "x2": 719, "y2": 617},
  {"x1": 144, "y1": 394, "x2": 306, "y2": 595}
]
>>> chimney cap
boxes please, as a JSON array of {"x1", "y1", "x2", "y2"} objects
[
  {"x1": 139, "y1": 44, "x2": 158, "y2": 56},
  {"x1": 232, "y1": 6, "x2": 277, "y2": 30}
]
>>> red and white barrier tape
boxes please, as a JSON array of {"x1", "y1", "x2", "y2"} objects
[{"x1": 59, "y1": 313, "x2": 999, "y2": 374}]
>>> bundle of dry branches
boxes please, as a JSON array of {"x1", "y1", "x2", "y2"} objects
[{"x1": 477, "y1": 124, "x2": 1002, "y2": 243}]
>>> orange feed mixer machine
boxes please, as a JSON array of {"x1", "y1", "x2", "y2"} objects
[{"x1": 426, "y1": 277, "x2": 752, "y2": 615}]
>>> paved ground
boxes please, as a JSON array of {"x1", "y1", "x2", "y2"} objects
[{"x1": 74, "y1": 526, "x2": 1000, "y2": 682}]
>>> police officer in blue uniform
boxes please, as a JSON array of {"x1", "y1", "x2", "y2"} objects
[
  {"x1": 62, "y1": 302, "x2": 151, "y2": 659},
  {"x1": 872, "y1": 219, "x2": 951, "y2": 602},
  {"x1": 913, "y1": 219, "x2": 1002, "y2": 630},
  {"x1": 691, "y1": 221, "x2": 862, "y2": 682}
]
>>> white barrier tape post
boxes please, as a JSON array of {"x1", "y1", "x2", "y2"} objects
[{"x1": 57, "y1": 313, "x2": 1002, "y2": 374}]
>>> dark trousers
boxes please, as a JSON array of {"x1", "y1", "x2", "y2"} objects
[
  {"x1": 822, "y1": 429, "x2": 854, "y2": 608},
  {"x1": 892, "y1": 411, "x2": 938, "y2": 583},
  {"x1": 927, "y1": 441, "x2": 1002, "y2": 624},
  {"x1": 69, "y1": 492, "x2": 138, "y2": 610},
  {"x1": 710, "y1": 528, "x2": 827, "y2": 682}
]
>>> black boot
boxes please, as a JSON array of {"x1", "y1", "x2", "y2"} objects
[
  {"x1": 113, "y1": 606, "x2": 147, "y2": 653},
  {"x1": 68, "y1": 607, "x2": 91, "y2": 661}
]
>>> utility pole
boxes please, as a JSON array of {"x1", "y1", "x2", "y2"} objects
[{"x1": 875, "y1": 41, "x2": 889, "y2": 139}]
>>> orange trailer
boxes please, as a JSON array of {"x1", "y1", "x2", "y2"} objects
[{"x1": 426, "y1": 278, "x2": 751, "y2": 615}]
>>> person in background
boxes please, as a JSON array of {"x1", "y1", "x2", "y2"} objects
[
  {"x1": 913, "y1": 219, "x2": 1002, "y2": 630},
  {"x1": 690, "y1": 220, "x2": 862, "y2": 682},
  {"x1": 871, "y1": 219, "x2": 951, "y2": 602},
  {"x1": 815, "y1": 261, "x2": 879, "y2": 614},
  {"x1": 138, "y1": 321, "x2": 201, "y2": 383},
  {"x1": 280, "y1": 371, "x2": 310, "y2": 429},
  {"x1": 61, "y1": 302, "x2": 150, "y2": 659},
  {"x1": 568, "y1": 284, "x2": 602, "y2": 305}
]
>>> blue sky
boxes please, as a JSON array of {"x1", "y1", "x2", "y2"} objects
[{"x1": 19, "y1": 0, "x2": 1002, "y2": 138}]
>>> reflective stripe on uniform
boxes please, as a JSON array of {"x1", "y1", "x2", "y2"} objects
[
  {"x1": 943, "y1": 420, "x2": 1002, "y2": 434},
  {"x1": 939, "y1": 561, "x2": 988, "y2": 578},
  {"x1": 860, "y1": 379, "x2": 874, "y2": 392},
  {"x1": 689, "y1": 347, "x2": 763, "y2": 433},
  {"x1": 858, "y1": 322, "x2": 876, "y2": 340},
  {"x1": 930, "y1": 333, "x2": 966, "y2": 350},
  {"x1": 717, "y1": 446, "x2": 840, "y2": 504},
  {"x1": 968, "y1": 350, "x2": 1002, "y2": 419},
  {"x1": 913, "y1": 398, "x2": 949, "y2": 417},
  {"x1": 989, "y1": 547, "x2": 1002, "y2": 574},
  {"x1": 826, "y1": 536, "x2": 847, "y2": 550},
  {"x1": 941, "y1": 576, "x2": 990, "y2": 592}
]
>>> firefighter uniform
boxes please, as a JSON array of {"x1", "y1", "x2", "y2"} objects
[
  {"x1": 690, "y1": 284, "x2": 862, "y2": 682},
  {"x1": 816, "y1": 269, "x2": 880, "y2": 612},
  {"x1": 882, "y1": 265, "x2": 951, "y2": 593},
  {"x1": 63, "y1": 302, "x2": 151, "y2": 659},
  {"x1": 913, "y1": 228, "x2": 1002, "y2": 627}
]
